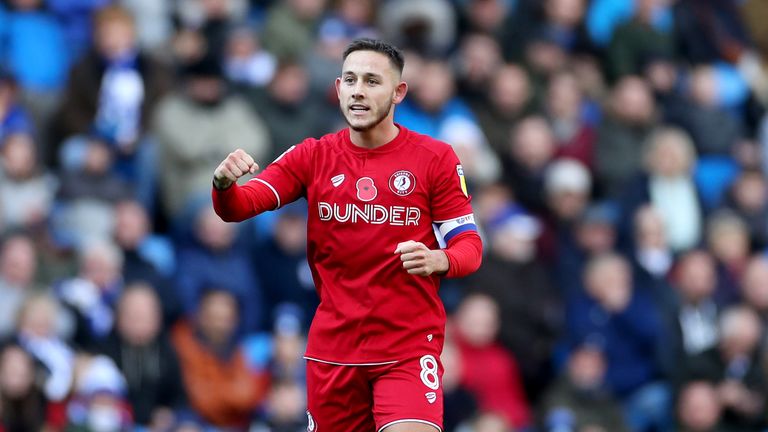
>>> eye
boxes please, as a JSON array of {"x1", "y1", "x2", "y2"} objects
[
  {"x1": 367, "y1": 79, "x2": 378, "y2": 85},
  {"x1": 344, "y1": 76, "x2": 355, "y2": 84}
]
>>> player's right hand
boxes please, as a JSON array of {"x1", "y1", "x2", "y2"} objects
[{"x1": 213, "y1": 149, "x2": 259, "y2": 190}]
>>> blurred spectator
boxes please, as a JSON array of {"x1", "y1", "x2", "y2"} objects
[
  {"x1": 53, "y1": 5, "x2": 171, "y2": 209},
  {"x1": 378, "y1": 0, "x2": 455, "y2": 56},
  {"x1": 174, "y1": 0, "x2": 249, "y2": 61},
  {"x1": 252, "y1": 204, "x2": 316, "y2": 328},
  {"x1": 721, "y1": 169, "x2": 768, "y2": 249},
  {"x1": 243, "y1": 61, "x2": 329, "y2": 160},
  {"x1": 119, "y1": 0, "x2": 173, "y2": 52},
  {"x1": 454, "y1": 33, "x2": 503, "y2": 104},
  {"x1": 251, "y1": 380, "x2": 306, "y2": 432},
  {"x1": 706, "y1": 210, "x2": 751, "y2": 307},
  {"x1": 544, "y1": 158, "x2": 592, "y2": 226},
  {"x1": 666, "y1": 250, "x2": 722, "y2": 379},
  {"x1": 308, "y1": 0, "x2": 378, "y2": 93},
  {"x1": 464, "y1": 206, "x2": 562, "y2": 401},
  {"x1": 554, "y1": 202, "x2": 618, "y2": 295},
  {"x1": 673, "y1": 0, "x2": 751, "y2": 65},
  {"x1": 0, "y1": 343, "x2": 59, "y2": 432},
  {"x1": 740, "y1": 255, "x2": 768, "y2": 327},
  {"x1": 605, "y1": 0, "x2": 675, "y2": 81},
  {"x1": 0, "y1": 71, "x2": 33, "y2": 143},
  {"x1": 539, "y1": 157, "x2": 592, "y2": 264},
  {"x1": 261, "y1": 0, "x2": 327, "y2": 60},
  {"x1": 595, "y1": 76, "x2": 656, "y2": 197},
  {"x1": 0, "y1": 132, "x2": 56, "y2": 231},
  {"x1": 453, "y1": 293, "x2": 531, "y2": 429},
  {"x1": 540, "y1": 345, "x2": 629, "y2": 432},
  {"x1": 619, "y1": 127, "x2": 703, "y2": 253},
  {"x1": 545, "y1": 71, "x2": 596, "y2": 168},
  {"x1": 441, "y1": 338, "x2": 478, "y2": 432},
  {"x1": 472, "y1": 64, "x2": 533, "y2": 157},
  {"x1": 502, "y1": 116, "x2": 557, "y2": 213},
  {"x1": 54, "y1": 136, "x2": 132, "y2": 248},
  {"x1": 665, "y1": 66, "x2": 744, "y2": 156},
  {"x1": 224, "y1": 26, "x2": 277, "y2": 88},
  {"x1": 318, "y1": 0, "x2": 377, "y2": 46},
  {"x1": 171, "y1": 289, "x2": 268, "y2": 429},
  {"x1": 395, "y1": 59, "x2": 500, "y2": 187},
  {"x1": 16, "y1": 295, "x2": 74, "y2": 403},
  {"x1": 97, "y1": 283, "x2": 186, "y2": 428},
  {"x1": 0, "y1": 233, "x2": 39, "y2": 338},
  {"x1": 684, "y1": 305, "x2": 767, "y2": 430},
  {"x1": 268, "y1": 306, "x2": 306, "y2": 385},
  {"x1": 56, "y1": 240, "x2": 125, "y2": 348},
  {"x1": 458, "y1": 0, "x2": 515, "y2": 41},
  {"x1": 0, "y1": 0, "x2": 69, "y2": 95},
  {"x1": 112, "y1": 200, "x2": 179, "y2": 324},
  {"x1": 631, "y1": 206, "x2": 675, "y2": 305},
  {"x1": 65, "y1": 354, "x2": 133, "y2": 432},
  {"x1": 676, "y1": 381, "x2": 726, "y2": 432},
  {"x1": 175, "y1": 204, "x2": 263, "y2": 332},
  {"x1": 506, "y1": 0, "x2": 593, "y2": 67},
  {"x1": 47, "y1": 0, "x2": 111, "y2": 61},
  {"x1": 153, "y1": 56, "x2": 270, "y2": 219},
  {"x1": 562, "y1": 253, "x2": 669, "y2": 431}
]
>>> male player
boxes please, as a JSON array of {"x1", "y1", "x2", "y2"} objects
[{"x1": 212, "y1": 39, "x2": 482, "y2": 432}]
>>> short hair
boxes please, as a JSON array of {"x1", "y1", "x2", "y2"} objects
[
  {"x1": 343, "y1": 38, "x2": 405, "y2": 74},
  {"x1": 94, "y1": 4, "x2": 135, "y2": 30}
]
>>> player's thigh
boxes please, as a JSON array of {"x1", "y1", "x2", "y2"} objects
[
  {"x1": 306, "y1": 360, "x2": 376, "y2": 431},
  {"x1": 372, "y1": 354, "x2": 444, "y2": 432}
]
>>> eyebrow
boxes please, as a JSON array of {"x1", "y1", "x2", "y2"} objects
[{"x1": 342, "y1": 71, "x2": 385, "y2": 79}]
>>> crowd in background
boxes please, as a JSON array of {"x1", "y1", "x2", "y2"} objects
[{"x1": 2, "y1": 0, "x2": 768, "y2": 431}]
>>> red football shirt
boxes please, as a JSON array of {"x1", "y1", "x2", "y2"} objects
[{"x1": 238, "y1": 125, "x2": 476, "y2": 363}]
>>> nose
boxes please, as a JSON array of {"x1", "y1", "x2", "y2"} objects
[{"x1": 352, "y1": 81, "x2": 365, "y2": 99}]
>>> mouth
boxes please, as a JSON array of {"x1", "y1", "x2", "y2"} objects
[{"x1": 348, "y1": 104, "x2": 370, "y2": 115}]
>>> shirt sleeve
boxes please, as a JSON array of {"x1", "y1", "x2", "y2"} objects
[
  {"x1": 430, "y1": 146, "x2": 478, "y2": 242},
  {"x1": 212, "y1": 140, "x2": 313, "y2": 222},
  {"x1": 249, "y1": 139, "x2": 314, "y2": 209}
]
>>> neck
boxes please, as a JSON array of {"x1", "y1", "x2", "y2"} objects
[{"x1": 348, "y1": 117, "x2": 399, "y2": 149}]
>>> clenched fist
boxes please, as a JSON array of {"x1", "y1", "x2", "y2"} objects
[
  {"x1": 395, "y1": 240, "x2": 449, "y2": 276},
  {"x1": 213, "y1": 149, "x2": 259, "y2": 190}
]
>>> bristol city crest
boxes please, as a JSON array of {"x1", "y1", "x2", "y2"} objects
[{"x1": 389, "y1": 170, "x2": 416, "y2": 196}]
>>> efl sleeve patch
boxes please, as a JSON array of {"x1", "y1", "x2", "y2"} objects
[{"x1": 457, "y1": 164, "x2": 468, "y2": 197}]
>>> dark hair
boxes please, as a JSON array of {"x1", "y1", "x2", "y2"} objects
[{"x1": 343, "y1": 38, "x2": 405, "y2": 74}]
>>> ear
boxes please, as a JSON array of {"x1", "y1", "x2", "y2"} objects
[
  {"x1": 335, "y1": 77, "x2": 342, "y2": 100},
  {"x1": 392, "y1": 80, "x2": 408, "y2": 105}
]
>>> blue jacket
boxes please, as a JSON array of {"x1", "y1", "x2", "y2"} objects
[
  {"x1": 563, "y1": 288, "x2": 665, "y2": 397},
  {"x1": 0, "y1": 5, "x2": 69, "y2": 91}
]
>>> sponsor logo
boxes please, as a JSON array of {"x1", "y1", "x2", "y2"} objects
[
  {"x1": 307, "y1": 411, "x2": 316, "y2": 431},
  {"x1": 331, "y1": 174, "x2": 345, "y2": 187},
  {"x1": 425, "y1": 392, "x2": 437, "y2": 404},
  {"x1": 389, "y1": 170, "x2": 416, "y2": 196},
  {"x1": 427, "y1": 334, "x2": 433, "y2": 342},
  {"x1": 356, "y1": 177, "x2": 377, "y2": 201},
  {"x1": 318, "y1": 202, "x2": 420, "y2": 226}
]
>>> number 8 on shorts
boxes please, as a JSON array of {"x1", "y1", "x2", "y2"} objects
[{"x1": 419, "y1": 355, "x2": 440, "y2": 390}]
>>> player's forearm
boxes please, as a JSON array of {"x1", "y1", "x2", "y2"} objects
[
  {"x1": 443, "y1": 231, "x2": 483, "y2": 278},
  {"x1": 211, "y1": 181, "x2": 277, "y2": 222}
]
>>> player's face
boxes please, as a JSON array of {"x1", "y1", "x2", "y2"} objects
[{"x1": 336, "y1": 50, "x2": 407, "y2": 132}]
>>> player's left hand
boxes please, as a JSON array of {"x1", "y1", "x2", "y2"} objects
[{"x1": 395, "y1": 240, "x2": 449, "y2": 276}]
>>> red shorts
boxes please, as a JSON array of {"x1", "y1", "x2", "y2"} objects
[{"x1": 305, "y1": 354, "x2": 444, "y2": 432}]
